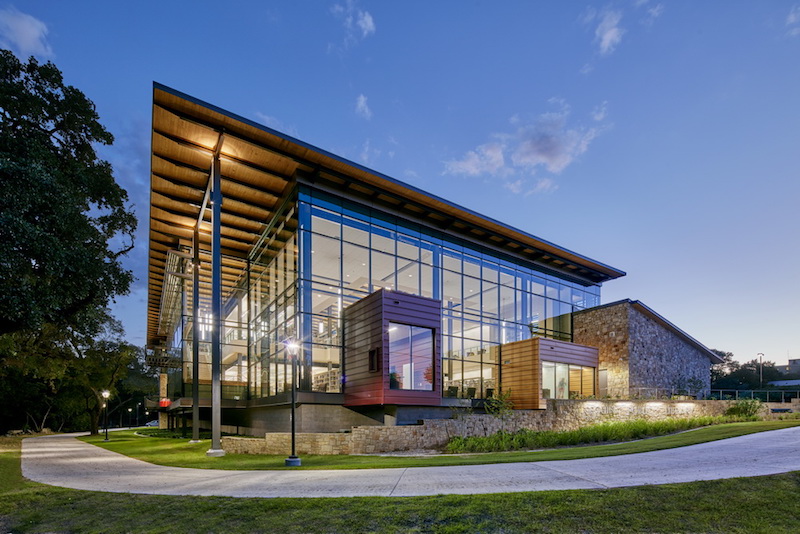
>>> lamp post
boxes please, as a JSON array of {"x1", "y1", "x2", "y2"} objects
[
  {"x1": 101, "y1": 390, "x2": 110, "y2": 441},
  {"x1": 284, "y1": 340, "x2": 301, "y2": 467},
  {"x1": 127, "y1": 408, "x2": 132, "y2": 427},
  {"x1": 757, "y1": 353, "x2": 764, "y2": 389}
]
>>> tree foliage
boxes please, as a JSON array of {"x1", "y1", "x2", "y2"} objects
[
  {"x1": 710, "y1": 349, "x2": 783, "y2": 390},
  {"x1": 0, "y1": 50, "x2": 136, "y2": 335},
  {"x1": 0, "y1": 311, "x2": 154, "y2": 434}
]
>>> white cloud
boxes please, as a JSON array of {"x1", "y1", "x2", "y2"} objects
[
  {"x1": 356, "y1": 10, "x2": 375, "y2": 38},
  {"x1": 788, "y1": 5, "x2": 800, "y2": 25},
  {"x1": 444, "y1": 142, "x2": 507, "y2": 177},
  {"x1": 444, "y1": 99, "x2": 607, "y2": 195},
  {"x1": 525, "y1": 178, "x2": 558, "y2": 196},
  {"x1": 503, "y1": 179, "x2": 524, "y2": 194},
  {"x1": 595, "y1": 10, "x2": 625, "y2": 55},
  {"x1": 591, "y1": 101, "x2": 608, "y2": 121},
  {"x1": 355, "y1": 94, "x2": 372, "y2": 120},
  {"x1": 644, "y1": 3, "x2": 665, "y2": 26},
  {"x1": 0, "y1": 7, "x2": 52, "y2": 58},
  {"x1": 254, "y1": 112, "x2": 298, "y2": 136},
  {"x1": 330, "y1": 0, "x2": 375, "y2": 50},
  {"x1": 510, "y1": 100, "x2": 600, "y2": 174},
  {"x1": 787, "y1": 5, "x2": 800, "y2": 36},
  {"x1": 359, "y1": 138, "x2": 380, "y2": 164}
]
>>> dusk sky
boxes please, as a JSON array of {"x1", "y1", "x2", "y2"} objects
[{"x1": 3, "y1": 2, "x2": 799, "y2": 366}]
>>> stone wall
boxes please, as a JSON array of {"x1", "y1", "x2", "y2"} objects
[
  {"x1": 626, "y1": 305, "x2": 712, "y2": 398},
  {"x1": 574, "y1": 300, "x2": 714, "y2": 398},
  {"x1": 221, "y1": 399, "x2": 730, "y2": 455},
  {"x1": 573, "y1": 303, "x2": 631, "y2": 397}
]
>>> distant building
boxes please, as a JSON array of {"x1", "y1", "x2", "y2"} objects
[
  {"x1": 778, "y1": 359, "x2": 800, "y2": 376},
  {"x1": 768, "y1": 379, "x2": 800, "y2": 387}
]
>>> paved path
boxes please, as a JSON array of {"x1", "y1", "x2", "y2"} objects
[{"x1": 21, "y1": 427, "x2": 800, "y2": 498}]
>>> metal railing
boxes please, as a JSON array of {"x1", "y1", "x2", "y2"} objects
[{"x1": 710, "y1": 389, "x2": 800, "y2": 402}]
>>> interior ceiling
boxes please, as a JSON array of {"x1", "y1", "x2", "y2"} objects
[{"x1": 148, "y1": 84, "x2": 625, "y2": 347}]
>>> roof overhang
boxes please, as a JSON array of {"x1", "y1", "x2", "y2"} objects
[{"x1": 147, "y1": 83, "x2": 625, "y2": 346}]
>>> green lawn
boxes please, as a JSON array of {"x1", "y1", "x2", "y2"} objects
[
  {"x1": 3, "y1": 434, "x2": 800, "y2": 533},
  {"x1": 80, "y1": 419, "x2": 800, "y2": 470}
]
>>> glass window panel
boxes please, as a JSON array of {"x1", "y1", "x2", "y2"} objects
[
  {"x1": 388, "y1": 323, "x2": 433, "y2": 391},
  {"x1": 542, "y1": 361, "x2": 555, "y2": 399},
  {"x1": 482, "y1": 261, "x2": 499, "y2": 284},
  {"x1": 482, "y1": 322, "x2": 500, "y2": 344},
  {"x1": 311, "y1": 208, "x2": 341, "y2": 239},
  {"x1": 463, "y1": 276, "x2": 481, "y2": 315},
  {"x1": 482, "y1": 284, "x2": 499, "y2": 318},
  {"x1": 443, "y1": 315, "x2": 462, "y2": 338},
  {"x1": 389, "y1": 323, "x2": 411, "y2": 390},
  {"x1": 342, "y1": 216, "x2": 370, "y2": 247},
  {"x1": 420, "y1": 263, "x2": 434, "y2": 299},
  {"x1": 530, "y1": 276, "x2": 545, "y2": 296},
  {"x1": 463, "y1": 255, "x2": 481, "y2": 278},
  {"x1": 371, "y1": 226, "x2": 395, "y2": 254},
  {"x1": 582, "y1": 367, "x2": 595, "y2": 396},
  {"x1": 443, "y1": 269, "x2": 462, "y2": 309},
  {"x1": 397, "y1": 259, "x2": 420, "y2": 294},
  {"x1": 397, "y1": 234, "x2": 420, "y2": 261},
  {"x1": 444, "y1": 335, "x2": 462, "y2": 359},
  {"x1": 443, "y1": 358, "x2": 462, "y2": 397},
  {"x1": 371, "y1": 250, "x2": 395, "y2": 291},
  {"x1": 569, "y1": 366, "x2": 582, "y2": 398},
  {"x1": 499, "y1": 266, "x2": 515, "y2": 288},
  {"x1": 482, "y1": 363, "x2": 497, "y2": 396},
  {"x1": 420, "y1": 241, "x2": 437, "y2": 266},
  {"x1": 411, "y1": 326, "x2": 434, "y2": 391},
  {"x1": 463, "y1": 359, "x2": 481, "y2": 398},
  {"x1": 310, "y1": 234, "x2": 340, "y2": 284},
  {"x1": 311, "y1": 344, "x2": 341, "y2": 393},
  {"x1": 462, "y1": 316, "x2": 482, "y2": 340},
  {"x1": 555, "y1": 363, "x2": 569, "y2": 399},
  {"x1": 499, "y1": 285, "x2": 515, "y2": 321},
  {"x1": 443, "y1": 248, "x2": 461, "y2": 272},
  {"x1": 342, "y1": 243, "x2": 370, "y2": 293},
  {"x1": 545, "y1": 281, "x2": 560, "y2": 299}
]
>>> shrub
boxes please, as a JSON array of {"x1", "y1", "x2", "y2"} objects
[
  {"x1": 725, "y1": 399, "x2": 763, "y2": 417},
  {"x1": 444, "y1": 415, "x2": 757, "y2": 453}
]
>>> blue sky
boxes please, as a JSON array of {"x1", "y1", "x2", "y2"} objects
[{"x1": 3, "y1": 2, "x2": 799, "y2": 366}]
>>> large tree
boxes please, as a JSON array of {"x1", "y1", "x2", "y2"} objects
[{"x1": 0, "y1": 50, "x2": 136, "y2": 335}]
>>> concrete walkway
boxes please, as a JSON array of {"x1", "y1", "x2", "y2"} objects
[{"x1": 21, "y1": 427, "x2": 800, "y2": 498}]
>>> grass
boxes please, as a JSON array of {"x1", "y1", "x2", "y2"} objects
[
  {"x1": 445, "y1": 415, "x2": 758, "y2": 453},
  {"x1": 4, "y1": 434, "x2": 800, "y2": 533},
  {"x1": 79, "y1": 419, "x2": 800, "y2": 470}
]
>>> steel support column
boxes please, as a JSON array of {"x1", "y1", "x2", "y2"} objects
[
  {"x1": 207, "y1": 151, "x2": 225, "y2": 457},
  {"x1": 191, "y1": 225, "x2": 201, "y2": 443}
]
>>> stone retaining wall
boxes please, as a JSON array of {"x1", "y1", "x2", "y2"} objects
[{"x1": 222, "y1": 399, "x2": 733, "y2": 455}]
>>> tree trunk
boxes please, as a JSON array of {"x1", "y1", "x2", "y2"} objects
[{"x1": 89, "y1": 409, "x2": 100, "y2": 435}]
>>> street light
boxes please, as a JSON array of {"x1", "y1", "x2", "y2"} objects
[
  {"x1": 127, "y1": 407, "x2": 132, "y2": 427},
  {"x1": 758, "y1": 353, "x2": 765, "y2": 389},
  {"x1": 284, "y1": 340, "x2": 301, "y2": 467},
  {"x1": 101, "y1": 390, "x2": 110, "y2": 441}
]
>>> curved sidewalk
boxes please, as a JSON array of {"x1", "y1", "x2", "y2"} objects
[{"x1": 21, "y1": 427, "x2": 800, "y2": 498}]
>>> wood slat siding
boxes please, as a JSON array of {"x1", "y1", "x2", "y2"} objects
[
  {"x1": 501, "y1": 338, "x2": 599, "y2": 410},
  {"x1": 343, "y1": 289, "x2": 442, "y2": 407}
]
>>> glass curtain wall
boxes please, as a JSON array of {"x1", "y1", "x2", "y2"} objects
[
  {"x1": 179, "y1": 259, "x2": 249, "y2": 401},
  {"x1": 298, "y1": 187, "x2": 601, "y2": 399},
  {"x1": 248, "y1": 197, "x2": 301, "y2": 399}
]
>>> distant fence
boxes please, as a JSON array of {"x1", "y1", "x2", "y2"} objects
[{"x1": 710, "y1": 389, "x2": 800, "y2": 402}]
